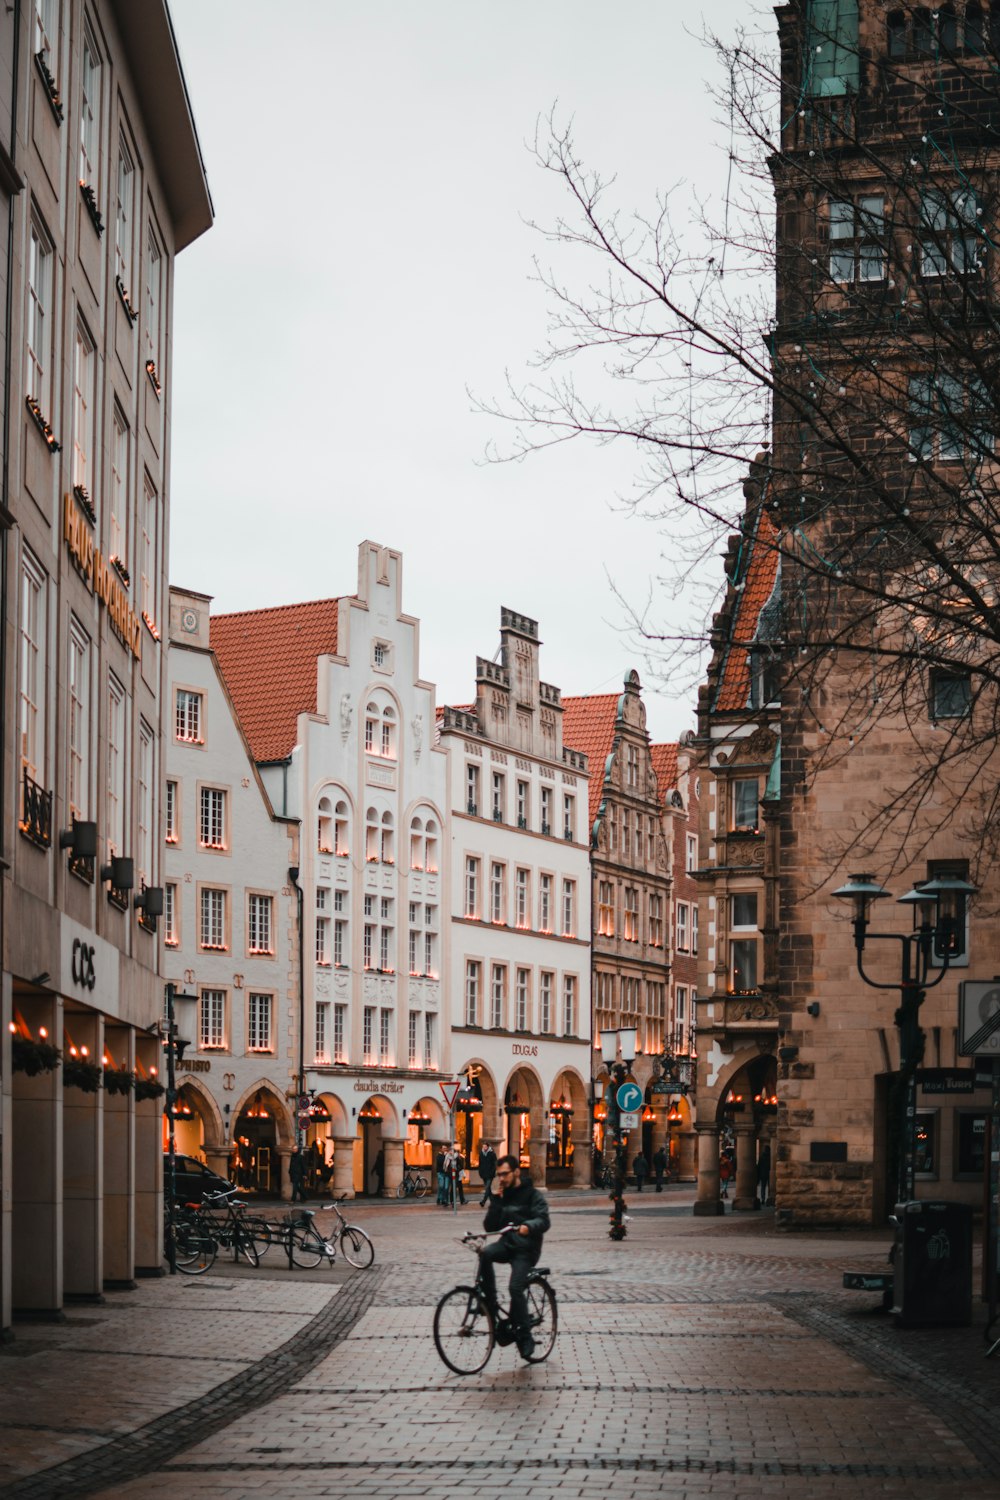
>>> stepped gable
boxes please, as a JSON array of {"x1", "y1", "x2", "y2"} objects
[
  {"x1": 561, "y1": 694, "x2": 619, "y2": 828},
  {"x1": 210, "y1": 598, "x2": 341, "y2": 762},
  {"x1": 649, "y1": 742, "x2": 679, "y2": 806}
]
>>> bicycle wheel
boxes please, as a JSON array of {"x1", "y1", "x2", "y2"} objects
[
  {"x1": 291, "y1": 1228, "x2": 324, "y2": 1269},
  {"x1": 413, "y1": 1175, "x2": 429, "y2": 1199},
  {"x1": 433, "y1": 1286, "x2": 495, "y2": 1375},
  {"x1": 396, "y1": 1179, "x2": 409, "y2": 1199},
  {"x1": 234, "y1": 1224, "x2": 260, "y2": 1267},
  {"x1": 339, "y1": 1225, "x2": 374, "y2": 1268},
  {"x1": 245, "y1": 1218, "x2": 273, "y2": 1258},
  {"x1": 174, "y1": 1222, "x2": 217, "y2": 1275},
  {"x1": 524, "y1": 1278, "x2": 557, "y2": 1362}
]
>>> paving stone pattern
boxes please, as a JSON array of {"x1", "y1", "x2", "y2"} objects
[{"x1": 3, "y1": 1193, "x2": 1000, "y2": 1499}]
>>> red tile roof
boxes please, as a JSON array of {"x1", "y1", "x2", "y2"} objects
[
  {"x1": 715, "y1": 508, "x2": 779, "y2": 712},
  {"x1": 210, "y1": 598, "x2": 341, "y2": 762},
  {"x1": 561, "y1": 694, "x2": 620, "y2": 830},
  {"x1": 649, "y1": 742, "x2": 679, "y2": 806}
]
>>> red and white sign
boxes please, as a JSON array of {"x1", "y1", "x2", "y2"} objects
[{"x1": 439, "y1": 1080, "x2": 461, "y2": 1110}]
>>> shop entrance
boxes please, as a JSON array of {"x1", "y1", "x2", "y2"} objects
[
  {"x1": 232, "y1": 1091, "x2": 280, "y2": 1195},
  {"x1": 357, "y1": 1100, "x2": 384, "y2": 1196}
]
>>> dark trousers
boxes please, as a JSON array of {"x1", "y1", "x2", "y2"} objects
[
  {"x1": 291, "y1": 1179, "x2": 308, "y2": 1202},
  {"x1": 478, "y1": 1239, "x2": 538, "y2": 1332},
  {"x1": 654, "y1": 1171, "x2": 665, "y2": 1192},
  {"x1": 479, "y1": 1174, "x2": 495, "y2": 1205}
]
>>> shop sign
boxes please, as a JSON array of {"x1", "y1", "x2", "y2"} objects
[
  {"x1": 184, "y1": 1059, "x2": 211, "y2": 1074},
  {"x1": 918, "y1": 1067, "x2": 975, "y2": 1094},
  {"x1": 352, "y1": 1079, "x2": 404, "y2": 1094},
  {"x1": 512, "y1": 1043, "x2": 539, "y2": 1057},
  {"x1": 71, "y1": 938, "x2": 96, "y2": 991},
  {"x1": 63, "y1": 493, "x2": 142, "y2": 657}
]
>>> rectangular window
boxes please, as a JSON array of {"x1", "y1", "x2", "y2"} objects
[
  {"x1": 623, "y1": 886, "x2": 638, "y2": 942},
  {"x1": 465, "y1": 960, "x2": 481, "y2": 1027},
  {"x1": 563, "y1": 974, "x2": 576, "y2": 1035},
  {"x1": 424, "y1": 1013, "x2": 436, "y2": 1070},
  {"x1": 806, "y1": 0, "x2": 860, "y2": 95},
  {"x1": 363, "y1": 921, "x2": 374, "y2": 969},
  {"x1": 175, "y1": 689, "x2": 203, "y2": 743},
  {"x1": 80, "y1": 26, "x2": 99, "y2": 186},
  {"x1": 623, "y1": 809, "x2": 632, "y2": 858},
  {"x1": 466, "y1": 763, "x2": 480, "y2": 816},
  {"x1": 539, "y1": 873, "x2": 552, "y2": 932},
  {"x1": 408, "y1": 1011, "x2": 419, "y2": 1067},
  {"x1": 315, "y1": 1000, "x2": 330, "y2": 1063},
  {"x1": 408, "y1": 920, "x2": 419, "y2": 975},
  {"x1": 315, "y1": 908, "x2": 330, "y2": 966},
  {"x1": 828, "y1": 195, "x2": 885, "y2": 282},
  {"x1": 540, "y1": 971, "x2": 553, "y2": 1033},
  {"x1": 72, "y1": 320, "x2": 96, "y2": 494},
  {"x1": 730, "y1": 892, "x2": 759, "y2": 991},
  {"x1": 676, "y1": 901, "x2": 690, "y2": 953},
  {"x1": 19, "y1": 550, "x2": 46, "y2": 788},
  {"x1": 517, "y1": 779, "x2": 529, "y2": 829},
  {"x1": 563, "y1": 793, "x2": 575, "y2": 841},
  {"x1": 200, "y1": 887, "x2": 227, "y2": 950},
  {"x1": 491, "y1": 964, "x2": 506, "y2": 1029},
  {"x1": 247, "y1": 993, "x2": 273, "y2": 1052},
  {"x1": 145, "y1": 226, "x2": 163, "y2": 378},
  {"x1": 732, "y1": 778, "x2": 759, "y2": 831},
  {"x1": 165, "y1": 779, "x2": 178, "y2": 843},
  {"x1": 465, "y1": 856, "x2": 480, "y2": 919},
  {"x1": 909, "y1": 372, "x2": 992, "y2": 463},
  {"x1": 692, "y1": 904, "x2": 699, "y2": 955},
  {"x1": 379, "y1": 1008, "x2": 392, "y2": 1065},
  {"x1": 540, "y1": 785, "x2": 552, "y2": 835},
  {"x1": 363, "y1": 1006, "x2": 375, "y2": 1065},
  {"x1": 199, "y1": 786, "x2": 226, "y2": 848},
  {"x1": 115, "y1": 138, "x2": 134, "y2": 289},
  {"x1": 136, "y1": 720, "x2": 153, "y2": 890},
  {"x1": 334, "y1": 914, "x2": 347, "y2": 966},
  {"x1": 598, "y1": 881, "x2": 615, "y2": 937},
  {"x1": 110, "y1": 409, "x2": 129, "y2": 566},
  {"x1": 490, "y1": 861, "x2": 505, "y2": 924},
  {"x1": 34, "y1": 0, "x2": 57, "y2": 59},
  {"x1": 686, "y1": 834, "x2": 698, "y2": 874},
  {"x1": 248, "y1": 894, "x2": 273, "y2": 954},
  {"x1": 920, "y1": 188, "x2": 982, "y2": 278},
  {"x1": 930, "y1": 669, "x2": 971, "y2": 720},
  {"x1": 140, "y1": 474, "x2": 158, "y2": 626},
  {"x1": 516, "y1": 868, "x2": 530, "y2": 928},
  {"x1": 562, "y1": 880, "x2": 575, "y2": 937},
  {"x1": 492, "y1": 771, "x2": 505, "y2": 821},
  {"x1": 516, "y1": 968, "x2": 530, "y2": 1031},
  {"x1": 334, "y1": 1003, "x2": 347, "y2": 1063},
  {"x1": 648, "y1": 894, "x2": 663, "y2": 948},
  {"x1": 626, "y1": 744, "x2": 639, "y2": 788},
  {"x1": 106, "y1": 673, "x2": 126, "y2": 856},
  {"x1": 164, "y1": 883, "x2": 178, "y2": 947},
  {"x1": 199, "y1": 989, "x2": 226, "y2": 1050},
  {"x1": 27, "y1": 217, "x2": 54, "y2": 417},
  {"x1": 68, "y1": 618, "x2": 91, "y2": 820}
]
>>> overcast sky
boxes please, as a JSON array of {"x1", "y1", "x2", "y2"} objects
[{"x1": 168, "y1": 1, "x2": 752, "y2": 745}]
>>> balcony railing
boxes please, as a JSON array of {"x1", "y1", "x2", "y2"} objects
[{"x1": 19, "y1": 769, "x2": 52, "y2": 849}]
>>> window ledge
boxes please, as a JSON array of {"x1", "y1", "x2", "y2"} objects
[
  {"x1": 115, "y1": 275, "x2": 138, "y2": 326},
  {"x1": 26, "y1": 397, "x2": 60, "y2": 452},
  {"x1": 35, "y1": 51, "x2": 63, "y2": 122},
  {"x1": 79, "y1": 179, "x2": 104, "y2": 235}
]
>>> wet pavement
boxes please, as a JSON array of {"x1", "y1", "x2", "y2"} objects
[{"x1": 2, "y1": 1186, "x2": 1000, "y2": 1499}]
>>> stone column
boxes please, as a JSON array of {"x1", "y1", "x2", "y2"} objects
[
  {"x1": 526, "y1": 1137, "x2": 548, "y2": 1187},
  {"x1": 383, "y1": 1136, "x2": 405, "y2": 1197},
  {"x1": 277, "y1": 1146, "x2": 292, "y2": 1201},
  {"x1": 732, "y1": 1125, "x2": 759, "y2": 1212},
  {"x1": 63, "y1": 1014, "x2": 104, "y2": 1298},
  {"x1": 12, "y1": 994, "x2": 63, "y2": 1314},
  {"x1": 676, "y1": 1129, "x2": 697, "y2": 1182},
  {"x1": 332, "y1": 1135, "x2": 356, "y2": 1199},
  {"x1": 102, "y1": 1027, "x2": 135, "y2": 1288},
  {"x1": 570, "y1": 1113, "x2": 592, "y2": 1187},
  {"x1": 692, "y1": 1120, "x2": 724, "y2": 1216},
  {"x1": 133, "y1": 1032, "x2": 163, "y2": 1277}
]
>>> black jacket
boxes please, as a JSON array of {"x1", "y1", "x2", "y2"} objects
[{"x1": 483, "y1": 1177, "x2": 550, "y2": 1250}]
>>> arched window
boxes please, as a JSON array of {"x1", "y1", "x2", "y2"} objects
[
  {"x1": 410, "y1": 816, "x2": 424, "y2": 870},
  {"x1": 366, "y1": 807, "x2": 379, "y2": 862},
  {"x1": 335, "y1": 799, "x2": 349, "y2": 856},
  {"x1": 381, "y1": 810, "x2": 395, "y2": 864},
  {"x1": 381, "y1": 705, "x2": 396, "y2": 759},
  {"x1": 365, "y1": 703, "x2": 378, "y2": 753},
  {"x1": 317, "y1": 796, "x2": 333, "y2": 854},
  {"x1": 365, "y1": 697, "x2": 398, "y2": 759},
  {"x1": 425, "y1": 819, "x2": 439, "y2": 874},
  {"x1": 887, "y1": 8, "x2": 906, "y2": 57}
]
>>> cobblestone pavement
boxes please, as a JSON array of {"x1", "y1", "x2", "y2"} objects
[{"x1": 3, "y1": 1188, "x2": 1000, "y2": 1499}]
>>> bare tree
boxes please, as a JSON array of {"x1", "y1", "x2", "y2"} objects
[{"x1": 483, "y1": 2, "x2": 1000, "y2": 879}]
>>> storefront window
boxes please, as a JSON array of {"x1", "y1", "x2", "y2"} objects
[
  {"x1": 547, "y1": 1104, "x2": 574, "y2": 1168},
  {"x1": 956, "y1": 1112, "x2": 987, "y2": 1179},
  {"x1": 914, "y1": 1111, "x2": 937, "y2": 1177}
]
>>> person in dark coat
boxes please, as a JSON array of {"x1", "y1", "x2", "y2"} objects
[
  {"x1": 481, "y1": 1154, "x2": 551, "y2": 1358},
  {"x1": 288, "y1": 1144, "x2": 308, "y2": 1203},
  {"x1": 372, "y1": 1148, "x2": 385, "y2": 1196},
  {"x1": 652, "y1": 1145, "x2": 668, "y2": 1192},
  {"x1": 757, "y1": 1142, "x2": 772, "y2": 1206},
  {"x1": 633, "y1": 1151, "x2": 649, "y2": 1193},
  {"x1": 477, "y1": 1141, "x2": 497, "y2": 1206},
  {"x1": 435, "y1": 1147, "x2": 448, "y2": 1206}
]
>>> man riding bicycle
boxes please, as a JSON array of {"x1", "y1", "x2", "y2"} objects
[{"x1": 480, "y1": 1153, "x2": 550, "y2": 1358}]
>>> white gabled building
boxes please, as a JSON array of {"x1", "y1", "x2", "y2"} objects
[
  {"x1": 164, "y1": 587, "x2": 298, "y2": 1197},
  {"x1": 440, "y1": 608, "x2": 592, "y2": 1189},
  {"x1": 210, "y1": 542, "x2": 450, "y2": 1199}
]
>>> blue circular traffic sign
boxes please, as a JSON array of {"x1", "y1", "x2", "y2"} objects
[{"x1": 616, "y1": 1081, "x2": 642, "y2": 1112}]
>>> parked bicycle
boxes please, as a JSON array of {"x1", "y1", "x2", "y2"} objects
[
  {"x1": 170, "y1": 1189, "x2": 269, "y2": 1274},
  {"x1": 396, "y1": 1165, "x2": 429, "y2": 1199},
  {"x1": 272, "y1": 1196, "x2": 375, "y2": 1269},
  {"x1": 433, "y1": 1230, "x2": 557, "y2": 1375}
]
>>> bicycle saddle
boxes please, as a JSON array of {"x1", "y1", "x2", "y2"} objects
[{"x1": 532, "y1": 1266, "x2": 550, "y2": 1276}]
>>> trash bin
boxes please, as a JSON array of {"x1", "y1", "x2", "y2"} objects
[{"x1": 892, "y1": 1200, "x2": 973, "y2": 1327}]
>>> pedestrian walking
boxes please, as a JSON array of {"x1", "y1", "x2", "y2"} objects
[
  {"x1": 757, "y1": 1142, "x2": 771, "y2": 1207},
  {"x1": 653, "y1": 1145, "x2": 668, "y2": 1192},
  {"x1": 719, "y1": 1149, "x2": 734, "y2": 1200},
  {"x1": 288, "y1": 1144, "x2": 308, "y2": 1203},
  {"x1": 633, "y1": 1151, "x2": 649, "y2": 1193},
  {"x1": 477, "y1": 1141, "x2": 497, "y2": 1206},
  {"x1": 435, "y1": 1146, "x2": 448, "y2": 1206},
  {"x1": 372, "y1": 1148, "x2": 385, "y2": 1197}
]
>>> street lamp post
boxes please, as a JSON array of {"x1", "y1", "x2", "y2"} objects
[
  {"x1": 832, "y1": 872, "x2": 976, "y2": 1205},
  {"x1": 162, "y1": 982, "x2": 198, "y2": 1274},
  {"x1": 600, "y1": 1026, "x2": 636, "y2": 1242}
]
